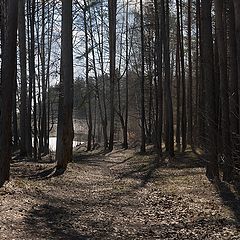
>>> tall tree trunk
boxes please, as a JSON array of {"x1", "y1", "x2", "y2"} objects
[
  {"x1": 19, "y1": 0, "x2": 28, "y2": 156},
  {"x1": 214, "y1": 0, "x2": 232, "y2": 181},
  {"x1": 180, "y1": 0, "x2": 187, "y2": 152},
  {"x1": 56, "y1": 0, "x2": 74, "y2": 171},
  {"x1": 187, "y1": 0, "x2": 193, "y2": 148},
  {"x1": 0, "y1": 0, "x2": 18, "y2": 187},
  {"x1": 45, "y1": 0, "x2": 55, "y2": 154},
  {"x1": 29, "y1": 0, "x2": 37, "y2": 160},
  {"x1": 153, "y1": 0, "x2": 163, "y2": 154},
  {"x1": 140, "y1": 0, "x2": 146, "y2": 153},
  {"x1": 176, "y1": 0, "x2": 181, "y2": 152},
  {"x1": 201, "y1": 0, "x2": 219, "y2": 181},
  {"x1": 25, "y1": 0, "x2": 33, "y2": 158},
  {"x1": 229, "y1": 0, "x2": 239, "y2": 166},
  {"x1": 122, "y1": 0, "x2": 129, "y2": 149},
  {"x1": 83, "y1": 1, "x2": 93, "y2": 151},
  {"x1": 163, "y1": 0, "x2": 174, "y2": 157},
  {"x1": 108, "y1": 0, "x2": 117, "y2": 151},
  {"x1": 32, "y1": 6, "x2": 38, "y2": 161},
  {"x1": 195, "y1": 0, "x2": 200, "y2": 147},
  {"x1": 89, "y1": 8, "x2": 108, "y2": 149},
  {"x1": 12, "y1": 68, "x2": 19, "y2": 149},
  {"x1": 232, "y1": 0, "x2": 240, "y2": 134},
  {"x1": 39, "y1": 0, "x2": 47, "y2": 157}
]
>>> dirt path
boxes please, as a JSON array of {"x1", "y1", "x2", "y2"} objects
[{"x1": 0, "y1": 148, "x2": 240, "y2": 239}]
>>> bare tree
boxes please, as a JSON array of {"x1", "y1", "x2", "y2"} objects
[
  {"x1": 55, "y1": 0, "x2": 74, "y2": 171},
  {"x1": 140, "y1": 0, "x2": 146, "y2": 153},
  {"x1": 0, "y1": 0, "x2": 18, "y2": 187},
  {"x1": 18, "y1": 0, "x2": 28, "y2": 156},
  {"x1": 108, "y1": 0, "x2": 117, "y2": 151},
  {"x1": 201, "y1": 0, "x2": 219, "y2": 181}
]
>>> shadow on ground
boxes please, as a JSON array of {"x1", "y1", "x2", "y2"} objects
[
  {"x1": 116, "y1": 150, "x2": 205, "y2": 189},
  {"x1": 24, "y1": 203, "x2": 91, "y2": 240},
  {"x1": 11, "y1": 148, "x2": 240, "y2": 239},
  {"x1": 215, "y1": 181, "x2": 240, "y2": 224},
  {"x1": 27, "y1": 167, "x2": 66, "y2": 180}
]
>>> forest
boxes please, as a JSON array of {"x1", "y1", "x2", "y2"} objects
[{"x1": 0, "y1": 0, "x2": 240, "y2": 239}]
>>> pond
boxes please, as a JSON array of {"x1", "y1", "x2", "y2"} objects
[{"x1": 32, "y1": 137, "x2": 83, "y2": 152}]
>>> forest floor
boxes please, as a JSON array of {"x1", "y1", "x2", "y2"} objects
[{"x1": 1, "y1": 146, "x2": 240, "y2": 239}]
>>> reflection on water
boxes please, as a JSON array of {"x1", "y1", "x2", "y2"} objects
[
  {"x1": 49, "y1": 137, "x2": 82, "y2": 151},
  {"x1": 32, "y1": 137, "x2": 83, "y2": 151}
]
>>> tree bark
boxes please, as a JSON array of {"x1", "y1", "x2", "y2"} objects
[
  {"x1": 229, "y1": 1, "x2": 239, "y2": 139},
  {"x1": 232, "y1": 0, "x2": 240, "y2": 134},
  {"x1": 180, "y1": 0, "x2": 187, "y2": 152},
  {"x1": 201, "y1": 0, "x2": 219, "y2": 180},
  {"x1": 187, "y1": 0, "x2": 193, "y2": 148},
  {"x1": 0, "y1": 0, "x2": 18, "y2": 187},
  {"x1": 163, "y1": 0, "x2": 174, "y2": 157},
  {"x1": 56, "y1": 0, "x2": 74, "y2": 170},
  {"x1": 108, "y1": 0, "x2": 117, "y2": 151},
  {"x1": 153, "y1": 0, "x2": 163, "y2": 154},
  {"x1": 140, "y1": 0, "x2": 146, "y2": 153},
  {"x1": 83, "y1": 1, "x2": 93, "y2": 151},
  {"x1": 19, "y1": 0, "x2": 28, "y2": 156}
]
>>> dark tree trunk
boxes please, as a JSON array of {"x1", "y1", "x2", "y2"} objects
[
  {"x1": 122, "y1": 0, "x2": 129, "y2": 149},
  {"x1": 201, "y1": 0, "x2": 219, "y2": 181},
  {"x1": 32, "y1": 6, "x2": 38, "y2": 161},
  {"x1": 214, "y1": 0, "x2": 232, "y2": 181},
  {"x1": 83, "y1": 1, "x2": 93, "y2": 151},
  {"x1": 232, "y1": 0, "x2": 240, "y2": 134},
  {"x1": 163, "y1": 0, "x2": 174, "y2": 157},
  {"x1": 140, "y1": 0, "x2": 146, "y2": 153},
  {"x1": 0, "y1": 0, "x2": 18, "y2": 187},
  {"x1": 12, "y1": 68, "x2": 19, "y2": 149},
  {"x1": 195, "y1": 0, "x2": 200, "y2": 147},
  {"x1": 153, "y1": 0, "x2": 163, "y2": 154},
  {"x1": 229, "y1": 0, "x2": 239, "y2": 166},
  {"x1": 19, "y1": 0, "x2": 28, "y2": 156},
  {"x1": 108, "y1": 0, "x2": 117, "y2": 152},
  {"x1": 39, "y1": 0, "x2": 47, "y2": 157},
  {"x1": 176, "y1": 0, "x2": 181, "y2": 152},
  {"x1": 187, "y1": 0, "x2": 193, "y2": 148},
  {"x1": 56, "y1": 0, "x2": 74, "y2": 171},
  {"x1": 180, "y1": 0, "x2": 187, "y2": 152}
]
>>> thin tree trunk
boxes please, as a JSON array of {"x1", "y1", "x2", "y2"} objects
[
  {"x1": 180, "y1": 0, "x2": 187, "y2": 152},
  {"x1": 45, "y1": 0, "x2": 55, "y2": 154},
  {"x1": 123, "y1": 0, "x2": 129, "y2": 149},
  {"x1": 195, "y1": 0, "x2": 200, "y2": 147},
  {"x1": 40, "y1": 0, "x2": 47, "y2": 157},
  {"x1": 163, "y1": 0, "x2": 174, "y2": 157},
  {"x1": 154, "y1": 0, "x2": 163, "y2": 154},
  {"x1": 187, "y1": 0, "x2": 193, "y2": 148},
  {"x1": 19, "y1": 0, "x2": 28, "y2": 156},
  {"x1": 83, "y1": 1, "x2": 93, "y2": 151},
  {"x1": 140, "y1": 0, "x2": 146, "y2": 153},
  {"x1": 176, "y1": 0, "x2": 181, "y2": 152},
  {"x1": 89, "y1": 8, "x2": 108, "y2": 149},
  {"x1": 25, "y1": 0, "x2": 33, "y2": 158},
  {"x1": 12, "y1": 67, "x2": 19, "y2": 149},
  {"x1": 29, "y1": 0, "x2": 37, "y2": 160},
  {"x1": 108, "y1": 0, "x2": 117, "y2": 151}
]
